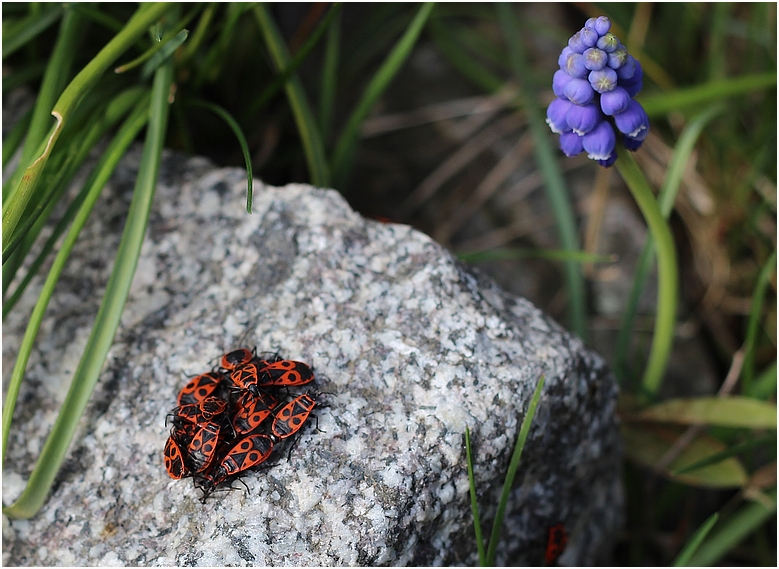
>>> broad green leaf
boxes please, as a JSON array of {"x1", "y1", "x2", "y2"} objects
[
  {"x1": 637, "y1": 396, "x2": 777, "y2": 429},
  {"x1": 622, "y1": 424, "x2": 749, "y2": 488}
]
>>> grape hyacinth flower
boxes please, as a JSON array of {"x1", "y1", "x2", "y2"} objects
[{"x1": 545, "y1": 16, "x2": 649, "y2": 167}]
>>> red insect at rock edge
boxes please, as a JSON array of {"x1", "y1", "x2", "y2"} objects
[
  {"x1": 164, "y1": 436, "x2": 189, "y2": 480},
  {"x1": 544, "y1": 523, "x2": 568, "y2": 566}
]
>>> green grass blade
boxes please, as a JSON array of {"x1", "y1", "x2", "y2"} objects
[
  {"x1": 65, "y1": 3, "x2": 125, "y2": 33},
  {"x1": 1, "y1": 4, "x2": 63, "y2": 59},
  {"x1": 2, "y1": 60, "x2": 172, "y2": 520},
  {"x1": 1, "y1": 98, "x2": 150, "y2": 463},
  {"x1": 742, "y1": 250, "x2": 777, "y2": 394},
  {"x1": 641, "y1": 73, "x2": 777, "y2": 117},
  {"x1": 188, "y1": 100, "x2": 254, "y2": 213},
  {"x1": 428, "y1": 17, "x2": 504, "y2": 94},
  {"x1": 2, "y1": 106, "x2": 33, "y2": 169},
  {"x1": 458, "y1": 248, "x2": 615, "y2": 264},
  {"x1": 496, "y1": 3, "x2": 586, "y2": 340},
  {"x1": 111, "y1": 28, "x2": 189, "y2": 76},
  {"x1": 330, "y1": 2, "x2": 435, "y2": 188},
  {"x1": 3, "y1": 6, "x2": 85, "y2": 209},
  {"x1": 672, "y1": 512, "x2": 720, "y2": 566},
  {"x1": 254, "y1": 3, "x2": 330, "y2": 187},
  {"x1": 671, "y1": 433, "x2": 776, "y2": 476},
  {"x1": 2, "y1": 3, "x2": 172, "y2": 250},
  {"x1": 250, "y1": 3, "x2": 342, "y2": 114},
  {"x1": 485, "y1": 374, "x2": 546, "y2": 566},
  {"x1": 465, "y1": 426, "x2": 487, "y2": 565},
  {"x1": 3, "y1": 87, "x2": 147, "y2": 294},
  {"x1": 3, "y1": 88, "x2": 148, "y2": 317},
  {"x1": 686, "y1": 488, "x2": 777, "y2": 566},
  {"x1": 750, "y1": 361, "x2": 777, "y2": 400},
  {"x1": 615, "y1": 147, "x2": 679, "y2": 398},
  {"x1": 318, "y1": 10, "x2": 341, "y2": 140},
  {"x1": 1, "y1": 62, "x2": 47, "y2": 95},
  {"x1": 614, "y1": 105, "x2": 723, "y2": 382}
]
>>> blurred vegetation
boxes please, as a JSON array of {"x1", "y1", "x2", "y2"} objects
[{"x1": 2, "y1": 2, "x2": 776, "y2": 565}]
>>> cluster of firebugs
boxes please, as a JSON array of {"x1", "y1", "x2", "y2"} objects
[{"x1": 163, "y1": 348, "x2": 318, "y2": 501}]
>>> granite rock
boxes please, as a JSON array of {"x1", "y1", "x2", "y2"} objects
[{"x1": 2, "y1": 147, "x2": 622, "y2": 566}]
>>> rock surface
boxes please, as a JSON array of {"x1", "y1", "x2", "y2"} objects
[{"x1": 3, "y1": 147, "x2": 622, "y2": 566}]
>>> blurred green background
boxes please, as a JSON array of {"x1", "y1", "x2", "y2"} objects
[{"x1": 2, "y1": 2, "x2": 776, "y2": 564}]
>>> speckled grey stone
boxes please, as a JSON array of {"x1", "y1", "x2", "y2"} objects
[{"x1": 2, "y1": 147, "x2": 622, "y2": 566}]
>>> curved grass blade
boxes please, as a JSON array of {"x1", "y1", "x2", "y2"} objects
[
  {"x1": 750, "y1": 361, "x2": 777, "y2": 400},
  {"x1": 2, "y1": 106, "x2": 33, "y2": 169},
  {"x1": 2, "y1": 4, "x2": 63, "y2": 59},
  {"x1": 2, "y1": 60, "x2": 172, "y2": 520},
  {"x1": 1, "y1": 98, "x2": 150, "y2": 463},
  {"x1": 330, "y1": 2, "x2": 435, "y2": 188},
  {"x1": 465, "y1": 426, "x2": 486, "y2": 565},
  {"x1": 3, "y1": 6, "x2": 85, "y2": 209},
  {"x1": 614, "y1": 105, "x2": 724, "y2": 382},
  {"x1": 319, "y1": 10, "x2": 341, "y2": 140},
  {"x1": 429, "y1": 17, "x2": 504, "y2": 94},
  {"x1": 615, "y1": 147, "x2": 678, "y2": 398},
  {"x1": 636, "y1": 396, "x2": 777, "y2": 429},
  {"x1": 113, "y1": 28, "x2": 189, "y2": 76},
  {"x1": 1, "y1": 2, "x2": 172, "y2": 248},
  {"x1": 672, "y1": 512, "x2": 720, "y2": 566},
  {"x1": 742, "y1": 250, "x2": 777, "y2": 395},
  {"x1": 485, "y1": 374, "x2": 546, "y2": 566},
  {"x1": 3, "y1": 87, "x2": 147, "y2": 295},
  {"x1": 3, "y1": 88, "x2": 149, "y2": 317},
  {"x1": 672, "y1": 433, "x2": 776, "y2": 476},
  {"x1": 65, "y1": 3, "x2": 125, "y2": 33},
  {"x1": 458, "y1": 248, "x2": 615, "y2": 264},
  {"x1": 496, "y1": 3, "x2": 586, "y2": 339},
  {"x1": 641, "y1": 72, "x2": 777, "y2": 117},
  {"x1": 250, "y1": 3, "x2": 342, "y2": 115},
  {"x1": 188, "y1": 100, "x2": 254, "y2": 213},
  {"x1": 686, "y1": 488, "x2": 777, "y2": 566},
  {"x1": 253, "y1": 3, "x2": 330, "y2": 187}
]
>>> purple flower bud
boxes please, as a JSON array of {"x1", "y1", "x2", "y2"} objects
[
  {"x1": 600, "y1": 86, "x2": 631, "y2": 115},
  {"x1": 622, "y1": 131, "x2": 648, "y2": 151},
  {"x1": 616, "y1": 55, "x2": 637, "y2": 80},
  {"x1": 613, "y1": 99, "x2": 649, "y2": 138},
  {"x1": 597, "y1": 151, "x2": 618, "y2": 167},
  {"x1": 619, "y1": 59, "x2": 643, "y2": 85},
  {"x1": 584, "y1": 18, "x2": 598, "y2": 31},
  {"x1": 568, "y1": 28, "x2": 598, "y2": 53},
  {"x1": 583, "y1": 47, "x2": 608, "y2": 71},
  {"x1": 564, "y1": 52, "x2": 589, "y2": 78},
  {"x1": 566, "y1": 103, "x2": 601, "y2": 135},
  {"x1": 563, "y1": 77, "x2": 595, "y2": 105},
  {"x1": 607, "y1": 46, "x2": 629, "y2": 69},
  {"x1": 596, "y1": 33, "x2": 620, "y2": 53},
  {"x1": 621, "y1": 79, "x2": 643, "y2": 98},
  {"x1": 559, "y1": 132, "x2": 584, "y2": 157},
  {"x1": 592, "y1": 16, "x2": 611, "y2": 36},
  {"x1": 546, "y1": 98, "x2": 574, "y2": 134},
  {"x1": 582, "y1": 121, "x2": 616, "y2": 161},
  {"x1": 558, "y1": 46, "x2": 573, "y2": 69},
  {"x1": 588, "y1": 67, "x2": 618, "y2": 93},
  {"x1": 552, "y1": 70, "x2": 572, "y2": 98}
]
